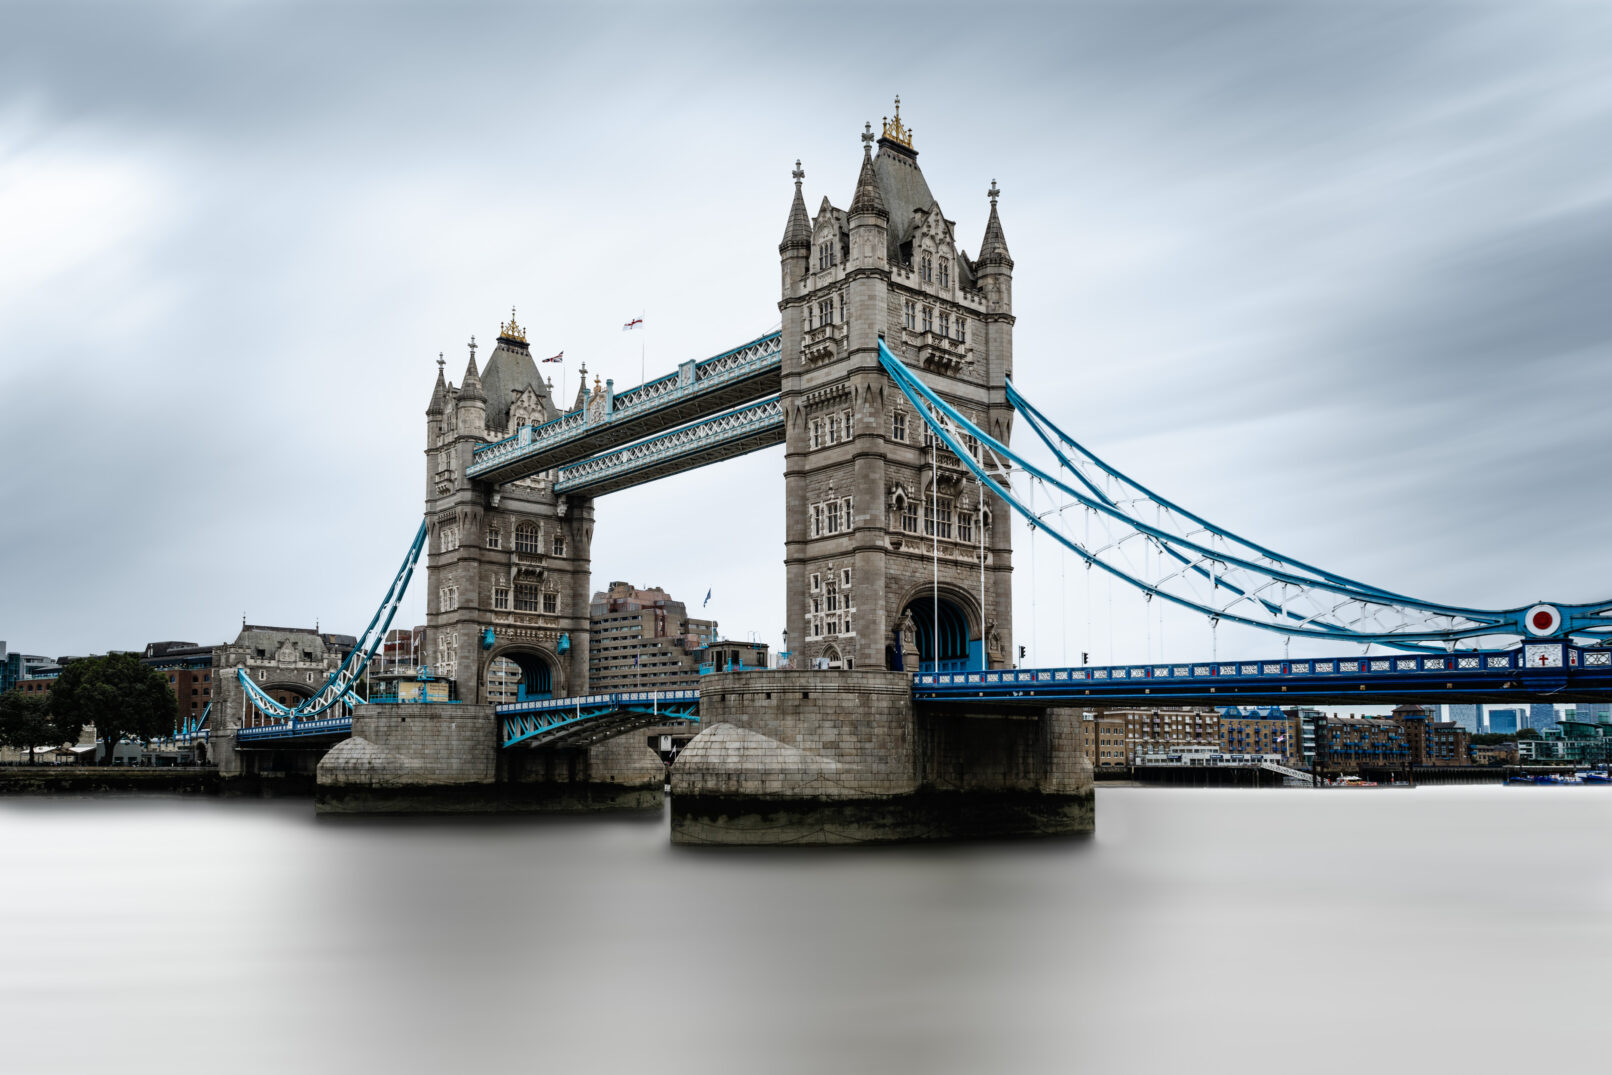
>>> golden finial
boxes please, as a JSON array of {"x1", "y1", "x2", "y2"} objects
[
  {"x1": 881, "y1": 95, "x2": 913, "y2": 149},
  {"x1": 593, "y1": 373, "x2": 603, "y2": 393},
  {"x1": 499, "y1": 305, "x2": 527, "y2": 344}
]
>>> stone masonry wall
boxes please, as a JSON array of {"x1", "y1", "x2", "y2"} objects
[
  {"x1": 318, "y1": 702, "x2": 496, "y2": 789},
  {"x1": 672, "y1": 670, "x2": 918, "y2": 800}
]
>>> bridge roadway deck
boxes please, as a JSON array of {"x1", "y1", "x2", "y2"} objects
[
  {"x1": 914, "y1": 641, "x2": 1612, "y2": 709},
  {"x1": 466, "y1": 332, "x2": 781, "y2": 485}
]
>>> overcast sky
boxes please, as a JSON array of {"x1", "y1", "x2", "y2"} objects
[{"x1": 2, "y1": 1, "x2": 1609, "y2": 666}]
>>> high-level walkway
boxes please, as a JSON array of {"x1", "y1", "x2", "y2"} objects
[{"x1": 466, "y1": 332, "x2": 781, "y2": 484}]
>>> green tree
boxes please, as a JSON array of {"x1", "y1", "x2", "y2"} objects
[
  {"x1": 49, "y1": 654, "x2": 176, "y2": 763},
  {"x1": 0, "y1": 691, "x2": 64, "y2": 763}
]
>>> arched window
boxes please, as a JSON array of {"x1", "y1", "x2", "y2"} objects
[
  {"x1": 938, "y1": 258, "x2": 949, "y2": 288},
  {"x1": 515, "y1": 523, "x2": 540, "y2": 554}
]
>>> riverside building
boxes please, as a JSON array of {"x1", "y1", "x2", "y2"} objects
[{"x1": 588, "y1": 581, "x2": 718, "y2": 692}]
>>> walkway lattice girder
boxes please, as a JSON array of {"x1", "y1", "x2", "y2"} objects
[
  {"x1": 467, "y1": 333, "x2": 781, "y2": 485},
  {"x1": 554, "y1": 398, "x2": 783, "y2": 496}
]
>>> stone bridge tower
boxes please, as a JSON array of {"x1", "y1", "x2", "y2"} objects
[
  {"x1": 780, "y1": 101, "x2": 1016, "y2": 673},
  {"x1": 424, "y1": 311, "x2": 595, "y2": 704}
]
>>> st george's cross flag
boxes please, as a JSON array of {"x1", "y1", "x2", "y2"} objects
[{"x1": 623, "y1": 317, "x2": 644, "y2": 331}]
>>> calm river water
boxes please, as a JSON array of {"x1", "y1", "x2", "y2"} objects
[{"x1": 2, "y1": 786, "x2": 1608, "y2": 1074}]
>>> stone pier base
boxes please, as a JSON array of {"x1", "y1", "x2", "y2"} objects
[
  {"x1": 315, "y1": 703, "x2": 665, "y2": 814},
  {"x1": 669, "y1": 670, "x2": 1094, "y2": 845}
]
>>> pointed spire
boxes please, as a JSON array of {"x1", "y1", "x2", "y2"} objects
[
  {"x1": 427, "y1": 352, "x2": 447, "y2": 415},
  {"x1": 978, "y1": 179, "x2": 1012, "y2": 267},
  {"x1": 850, "y1": 122, "x2": 886, "y2": 218},
  {"x1": 572, "y1": 363, "x2": 589, "y2": 411},
  {"x1": 780, "y1": 159, "x2": 811, "y2": 252},
  {"x1": 460, "y1": 336, "x2": 484, "y2": 401}
]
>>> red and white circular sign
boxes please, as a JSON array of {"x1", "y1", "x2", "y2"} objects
[{"x1": 1524, "y1": 603, "x2": 1562, "y2": 637}]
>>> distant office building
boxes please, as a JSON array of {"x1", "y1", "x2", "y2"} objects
[
  {"x1": 696, "y1": 641, "x2": 770, "y2": 674},
  {"x1": 2, "y1": 643, "x2": 55, "y2": 695},
  {"x1": 141, "y1": 641, "x2": 218, "y2": 730},
  {"x1": 1084, "y1": 712, "x2": 1127, "y2": 770},
  {"x1": 1443, "y1": 704, "x2": 1482, "y2": 734},
  {"x1": 1488, "y1": 708, "x2": 1520, "y2": 735},
  {"x1": 1569, "y1": 702, "x2": 1611, "y2": 723},
  {"x1": 1396, "y1": 704, "x2": 1471, "y2": 766},
  {"x1": 1218, "y1": 706, "x2": 1301, "y2": 767},
  {"x1": 1316, "y1": 716, "x2": 1410, "y2": 774},
  {"x1": 1287, "y1": 708, "x2": 1323, "y2": 767},
  {"x1": 587, "y1": 581, "x2": 718, "y2": 692},
  {"x1": 1104, "y1": 706, "x2": 1219, "y2": 765},
  {"x1": 1527, "y1": 703, "x2": 1558, "y2": 734}
]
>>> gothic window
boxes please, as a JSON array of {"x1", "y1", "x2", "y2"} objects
[
  {"x1": 818, "y1": 298, "x2": 833, "y2": 326},
  {"x1": 826, "y1": 499, "x2": 841, "y2": 533},
  {"x1": 811, "y1": 504, "x2": 824, "y2": 537},
  {"x1": 940, "y1": 312, "x2": 950, "y2": 338},
  {"x1": 903, "y1": 300, "x2": 916, "y2": 330},
  {"x1": 806, "y1": 303, "x2": 813, "y2": 330},
  {"x1": 922, "y1": 306, "x2": 933, "y2": 333},
  {"x1": 901, "y1": 499, "x2": 919, "y2": 533},
  {"x1": 957, "y1": 317, "x2": 967, "y2": 343},
  {"x1": 515, "y1": 581, "x2": 541, "y2": 612},
  {"x1": 939, "y1": 258, "x2": 949, "y2": 288},
  {"x1": 827, "y1": 415, "x2": 839, "y2": 444},
  {"x1": 841, "y1": 496, "x2": 853, "y2": 530},
  {"x1": 441, "y1": 526, "x2": 458, "y2": 552},
  {"x1": 841, "y1": 568, "x2": 852, "y2": 588},
  {"x1": 826, "y1": 586, "x2": 839, "y2": 613},
  {"x1": 892, "y1": 411, "x2": 906, "y2": 441},
  {"x1": 543, "y1": 592, "x2": 558, "y2": 614},
  {"x1": 811, "y1": 419, "x2": 822, "y2": 449},
  {"x1": 486, "y1": 526, "x2": 501, "y2": 550},
  {"x1": 552, "y1": 534, "x2": 565, "y2": 557},
  {"x1": 842, "y1": 410, "x2": 852, "y2": 439},
  {"x1": 810, "y1": 573, "x2": 821, "y2": 592},
  {"x1": 439, "y1": 585, "x2": 459, "y2": 611},
  {"x1": 494, "y1": 587, "x2": 509, "y2": 611},
  {"x1": 837, "y1": 292, "x2": 844, "y2": 323},
  {"x1": 958, "y1": 510, "x2": 974, "y2": 544},
  {"x1": 818, "y1": 241, "x2": 831, "y2": 271},
  {"x1": 515, "y1": 523, "x2": 540, "y2": 554},
  {"x1": 921, "y1": 255, "x2": 933, "y2": 282},
  {"x1": 925, "y1": 496, "x2": 954, "y2": 539}
]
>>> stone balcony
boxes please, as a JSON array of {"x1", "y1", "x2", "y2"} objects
[{"x1": 901, "y1": 327, "x2": 971, "y2": 375}]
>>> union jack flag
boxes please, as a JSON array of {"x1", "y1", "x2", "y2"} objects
[{"x1": 541, "y1": 351, "x2": 563, "y2": 363}]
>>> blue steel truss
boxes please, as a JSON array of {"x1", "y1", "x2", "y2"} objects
[
  {"x1": 554, "y1": 398, "x2": 783, "y2": 496},
  {"x1": 234, "y1": 520, "x2": 426, "y2": 725},
  {"x1": 915, "y1": 641, "x2": 1612, "y2": 707},
  {"x1": 236, "y1": 714, "x2": 354, "y2": 744},
  {"x1": 498, "y1": 690, "x2": 700, "y2": 750},
  {"x1": 466, "y1": 332, "x2": 781, "y2": 483},
  {"x1": 878, "y1": 340, "x2": 1612, "y2": 649}
]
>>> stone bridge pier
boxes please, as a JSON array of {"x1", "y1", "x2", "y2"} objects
[
  {"x1": 314, "y1": 702, "x2": 669, "y2": 813},
  {"x1": 670, "y1": 670, "x2": 1093, "y2": 844}
]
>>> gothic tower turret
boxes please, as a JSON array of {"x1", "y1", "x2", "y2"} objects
[
  {"x1": 779, "y1": 101, "x2": 1014, "y2": 673},
  {"x1": 423, "y1": 316, "x2": 595, "y2": 708}
]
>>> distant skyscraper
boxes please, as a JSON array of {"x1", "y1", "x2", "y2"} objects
[
  {"x1": 1527, "y1": 703, "x2": 1558, "y2": 733},
  {"x1": 1488, "y1": 709, "x2": 1520, "y2": 735},
  {"x1": 1571, "y1": 702, "x2": 1612, "y2": 723},
  {"x1": 1444, "y1": 704, "x2": 1482, "y2": 734}
]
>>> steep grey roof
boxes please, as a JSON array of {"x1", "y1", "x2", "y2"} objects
[
  {"x1": 480, "y1": 339, "x2": 556, "y2": 430},
  {"x1": 870, "y1": 140, "x2": 976, "y2": 288},
  {"x1": 873, "y1": 141, "x2": 934, "y2": 258}
]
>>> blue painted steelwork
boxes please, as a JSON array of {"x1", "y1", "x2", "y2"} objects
[
  {"x1": 914, "y1": 642, "x2": 1612, "y2": 707},
  {"x1": 235, "y1": 520, "x2": 427, "y2": 727},
  {"x1": 498, "y1": 690, "x2": 699, "y2": 750},
  {"x1": 553, "y1": 397, "x2": 783, "y2": 496},
  {"x1": 237, "y1": 715, "x2": 354, "y2": 743},
  {"x1": 466, "y1": 332, "x2": 781, "y2": 482},
  {"x1": 878, "y1": 340, "x2": 1612, "y2": 648}
]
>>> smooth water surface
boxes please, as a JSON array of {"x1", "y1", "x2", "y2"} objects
[{"x1": 2, "y1": 787, "x2": 1608, "y2": 1073}]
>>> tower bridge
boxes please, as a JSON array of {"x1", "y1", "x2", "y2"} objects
[{"x1": 213, "y1": 101, "x2": 1612, "y2": 840}]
